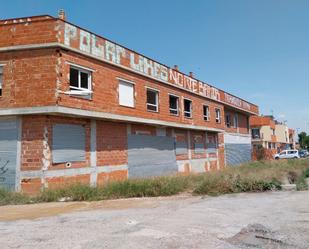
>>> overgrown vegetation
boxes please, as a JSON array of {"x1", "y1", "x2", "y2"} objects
[
  {"x1": 1, "y1": 159, "x2": 309, "y2": 205},
  {"x1": 298, "y1": 131, "x2": 309, "y2": 149},
  {"x1": 0, "y1": 188, "x2": 31, "y2": 205}
]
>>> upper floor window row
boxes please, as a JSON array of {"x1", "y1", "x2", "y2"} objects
[
  {"x1": 117, "y1": 79, "x2": 222, "y2": 122},
  {"x1": 67, "y1": 66, "x2": 226, "y2": 123}
]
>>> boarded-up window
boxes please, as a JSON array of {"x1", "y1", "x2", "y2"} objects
[
  {"x1": 52, "y1": 124, "x2": 86, "y2": 163},
  {"x1": 175, "y1": 134, "x2": 188, "y2": 155},
  {"x1": 119, "y1": 80, "x2": 134, "y2": 107},
  {"x1": 194, "y1": 135, "x2": 205, "y2": 154},
  {"x1": 206, "y1": 133, "x2": 217, "y2": 149}
]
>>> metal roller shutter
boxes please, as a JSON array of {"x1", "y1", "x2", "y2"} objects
[
  {"x1": 0, "y1": 119, "x2": 18, "y2": 190},
  {"x1": 52, "y1": 124, "x2": 86, "y2": 163},
  {"x1": 128, "y1": 134, "x2": 178, "y2": 178},
  {"x1": 224, "y1": 133, "x2": 252, "y2": 166},
  {"x1": 225, "y1": 144, "x2": 252, "y2": 166}
]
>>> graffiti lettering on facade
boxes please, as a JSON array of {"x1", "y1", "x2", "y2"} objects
[
  {"x1": 169, "y1": 70, "x2": 219, "y2": 100},
  {"x1": 64, "y1": 23, "x2": 254, "y2": 110},
  {"x1": 130, "y1": 53, "x2": 168, "y2": 81},
  {"x1": 224, "y1": 93, "x2": 251, "y2": 111}
]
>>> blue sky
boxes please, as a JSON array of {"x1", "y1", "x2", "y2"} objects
[{"x1": 1, "y1": 0, "x2": 309, "y2": 133}]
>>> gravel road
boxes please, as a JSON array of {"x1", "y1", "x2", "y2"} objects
[{"x1": 1, "y1": 191, "x2": 309, "y2": 249}]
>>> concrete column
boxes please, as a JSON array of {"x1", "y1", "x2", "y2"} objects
[
  {"x1": 187, "y1": 130, "x2": 192, "y2": 160},
  {"x1": 15, "y1": 117, "x2": 22, "y2": 192},
  {"x1": 127, "y1": 123, "x2": 132, "y2": 135},
  {"x1": 205, "y1": 131, "x2": 210, "y2": 171},
  {"x1": 90, "y1": 119, "x2": 97, "y2": 187}
]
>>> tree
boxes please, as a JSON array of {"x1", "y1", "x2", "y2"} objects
[
  {"x1": 298, "y1": 132, "x2": 307, "y2": 149},
  {"x1": 304, "y1": 136, "x2": 309, "y2": 149}
]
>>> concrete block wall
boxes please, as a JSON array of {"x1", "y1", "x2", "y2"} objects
[{"x1": 19, "y1": 115, "x2": 224, "y2": 195}]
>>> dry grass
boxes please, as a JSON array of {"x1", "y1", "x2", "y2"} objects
[{"x1": 0, "y1": 159, "x2": 309, "y2": 205}]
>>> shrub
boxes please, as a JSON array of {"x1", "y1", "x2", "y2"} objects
[{"x1": 303, "y1": 168, "x2": 309, "y2": 178}]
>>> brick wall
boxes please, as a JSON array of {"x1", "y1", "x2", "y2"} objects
[
  {"x1": 21, "y1": 115, "x2": 91, "y2": 171},
  {"x1": 22, "y1": 116, "x2": 47, "y2": 171},
  {"x1": 0, "y1": 17, "x2": 57, "y2": 47},
  {"x1": 0, "y1": 49, "x2": 58, "y2": 108},
  {"x1": 0, "y1": 16, "x2": 256, "y2": 136},
  {"x1": 96, "y1": 121, "x2": 127, "y2": 166},
  {"x1": 57, "y1": 51, "x2": 226, "y2": 131}
]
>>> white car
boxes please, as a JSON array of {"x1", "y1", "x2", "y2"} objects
[{"x1": 274, "y1": 150, "x2": 300, "y2": 160}]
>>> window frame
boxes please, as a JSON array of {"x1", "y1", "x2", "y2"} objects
[
  {"x1": 118, "y1": 79, "x2": 135, "y2": 108},
  {"x1": 183, "y1": 98, "x2": 192, "y2": 118},
  {"x1": 146, "y1": 87, "x2": 159, "y2": 112},
  {"x1": 251, "y1": 128, "x2": 261, "y2": 139},
  {"x1": 234, "y1": 113, "x2": 238, "y2": 128},
  {"x1": 215, "y1": 108, "x2": 221, "y2": 123},
  {"x1": 203, "y1": 105, "x2": 210, "y2": 121},
  {"x1": 169, "y1": 94, "x2": 179, "y2": 116},
  {"x1": 69, "y1": 65, "x2": 92, "y2": 93},
  {"x1": 225, "y1": 113, "x2": 231, "y2": 127}
]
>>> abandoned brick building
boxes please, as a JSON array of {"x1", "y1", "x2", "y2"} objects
[{"x1": 0, "y1": 13, "x2": 259, "y2": 194}]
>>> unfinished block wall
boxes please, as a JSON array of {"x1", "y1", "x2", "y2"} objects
[{"x1": 19, "y1": 115, "x2": 225, "y2": 195}]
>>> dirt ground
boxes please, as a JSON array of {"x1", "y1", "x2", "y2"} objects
[{"x1": 0, "y1": 191, "x2": 309, "y2": 249}]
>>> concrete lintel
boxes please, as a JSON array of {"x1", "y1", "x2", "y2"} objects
[
  {"x1": 0, "y1": 42, "x2": 59, "y2": 52},
  {"x1": 0, "y1": 106, "x2": 224, "y2": 133},
  {"x1": 20, "y1": 164, "x2": 128, "y2": 179},
  {"x1": 177, "y1": 158, "x2": 217, "y2": 164},
  {"x1": 225, "y1": 132, "x2": 252, "y2": 138}
]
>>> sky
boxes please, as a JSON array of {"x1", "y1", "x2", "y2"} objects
[{"x1": 1, "y1": 0, "x2": 309, "y2": 133}]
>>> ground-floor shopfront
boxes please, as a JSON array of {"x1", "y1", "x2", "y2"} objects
[{"x1": 0, "y1": 114, "x2": 251, "y2": 194}]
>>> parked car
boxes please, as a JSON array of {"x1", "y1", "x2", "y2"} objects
[
  {"x1": 299, "y1": 150, "x2": 309, "y2": 158},
  {"x1": 274, "y1": 150, "x2": 300, "y2": 160}
]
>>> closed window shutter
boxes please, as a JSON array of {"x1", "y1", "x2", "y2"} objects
[
  {"x1": 119, "y1": 81, "x2": 134, "y2": 107},
  {"x1": 52, "y1": 124, "x2": 86, "y2": 163}
]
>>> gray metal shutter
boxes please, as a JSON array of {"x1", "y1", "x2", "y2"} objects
[
  {"x1": 175, "y1": 141, "x2": 188, "y2": 155},
  {"x1": 128, "y1": 135, "x2": 178, "y2": 178},
  {"x1": 0, "y1": 119, "x2": 18, "y2": 190},
  {"x1": 52, "y1": 124, "x2": 86, "y2": 163},
  {"x1": 194, "y1": 143, "x2": 205, "y2": 154},
  {"x1": 225, "y1": 144, "x2": 252, "y2": 166}
]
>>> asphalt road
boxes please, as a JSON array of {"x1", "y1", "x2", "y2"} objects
[{"x1": 1, "y1": 191, "x2": 309, "y2": 249}]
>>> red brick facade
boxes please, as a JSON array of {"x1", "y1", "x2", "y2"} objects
[{"x1": 0, "y1": 15, "x2": 258, "y2": 194}]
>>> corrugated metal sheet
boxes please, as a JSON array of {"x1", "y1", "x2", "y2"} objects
[
  {"x1": 128, "y1": 135, "x2": 177, "y2": 178},
  {"x1": 0, "y1": 119, "x2": 18, "y2": 190},
  {"x1": 52, "y1": 124, "x2": 86, "y2": 163},
  {"x1": 225, "y1": 143, "x2": 252, "y2": 166}
]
